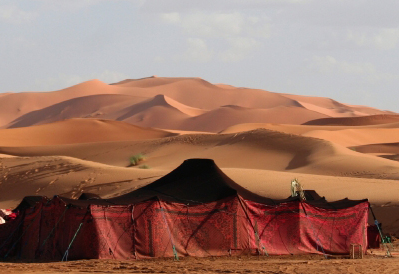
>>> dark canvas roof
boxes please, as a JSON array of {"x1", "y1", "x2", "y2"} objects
[{"x1": 108, "y1": 158, "x2": 272, "y2": 204}]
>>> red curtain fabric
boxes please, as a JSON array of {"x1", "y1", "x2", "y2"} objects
[
  {"x1": 88, "y1": 205, "x2": 135, "y2": 260},
  {"x1": 1, "y1": 196, "x2": 369, "y2": 260},
  {"x1": 132, "y1": 197, "x2": 243, "y2": 259},
  {"x1": 245, "y1": 200, "x2": 369, "y2": 255}
]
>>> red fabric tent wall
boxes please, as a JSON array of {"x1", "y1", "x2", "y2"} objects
[
  {"x1": 20, "y1": 199, "x2": 45, "y2": 259},
  {"x1": 87, "y1": 205, "x2": 135, "y2": 260},
  {"x1": 132, "y1": 197, "x2": 248, "y2": 259},
  {"x1": 245, "y1": 200, "x2": 369, "y2": 255},
  {"x1": 1, "y1": 196, "x2": 369, "y2": 260},
  {"x1": 16, "y1": 197, "x2": 89, "y2": 260}
]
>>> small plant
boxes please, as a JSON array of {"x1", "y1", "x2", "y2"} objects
[
  {"x1": 139, "y1": 164, "x2": 150, "y2": 169},
  {"x1": 129, "y1": 153, "x2": 145, "y2": 166}
]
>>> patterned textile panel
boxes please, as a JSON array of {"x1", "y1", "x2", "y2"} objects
[
  {"x1": 245, "y1": 200, "x2": 369, "y2": 255},
  {"x1": 89, "y1": 205, "x2": 135, "y2": 260},
  {"x1": 246, "y1": 200, "x2": 301, "y2": 255},
  {"x1": 299, "y1": 202, "x2": 368, "y2": 255},
  {"x1": 133, "y1": 197, "x2": 241, "y2": 259}
]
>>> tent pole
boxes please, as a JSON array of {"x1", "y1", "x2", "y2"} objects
[{"x1": 369, "y1": 205, "x2": 392, "y2": 257}]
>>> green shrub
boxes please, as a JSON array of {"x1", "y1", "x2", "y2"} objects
[
  {"x1": 129, "y1": 153, "x2": 145, "y2": 166},
  {"x1": 139, "y1": 164, "x2": 150, "y2": 169}
]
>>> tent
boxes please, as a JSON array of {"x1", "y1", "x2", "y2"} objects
[{"x1": 0, "y1": 159, "x2": 369, "y2": 260}]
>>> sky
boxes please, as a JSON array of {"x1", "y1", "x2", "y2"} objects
[{"x1": 1, "y1": 0, "x2": 399, "y2": 112}]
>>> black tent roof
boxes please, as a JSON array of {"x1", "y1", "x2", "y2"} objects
[{"x1": 107, "y1": 158, "x2": 273, "y2": 204}]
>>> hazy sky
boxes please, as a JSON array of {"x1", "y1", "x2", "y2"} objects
[{"x1": 1, "y1": 0, "x2": 399, "y2": 112}]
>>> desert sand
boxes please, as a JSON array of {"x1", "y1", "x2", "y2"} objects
[
  {"x1": 1, "y1": 255, "x2": 399, "y2": 273},
  {"x1": 1, "y1": 77, "x2": 399, "y2": 271}
]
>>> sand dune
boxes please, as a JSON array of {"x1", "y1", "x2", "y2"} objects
[
  {"x1": 281, "y1": 93, "x2": 389, "y2": 116},
  {"x1": 304, "y1": 114, "x2": 399, "y2": 126},
  {"x1": 294, "y1": 100, "x2": 366, "y2": 117},
  {"x1": 119, "y1": 78, "x2": 302, "y2": 110},
  {"x1": 5, "y1": 93, "x2": 205, "y2": 129},
  {"x1": 100, "y1": 94, "x2": 196, "y2": 129},
  {"x1": 303, "y1": 128, "x2": 399, "y2": 147},
  {"x1": 349, "y1": 143, "x2": 399, "y2": 162},
  {"x1": 221, "y1": 122, "x2": 399, "y2": 147},
  {"x1": 2, "y1": 77, "x2": 395, "y2": 131},
  {"x1": 0, "y1": 118, "x2": 177, "y2": 147},
  {"x1": 352, "y1": 142, "x2": 399, "y2": 154},
  {"x1": 156, "y1": 94, "x2": 207, "y2": 116},
  {"x1": 220, "y1": 121, "x2": 399, "y2": 134},
  {"x1": 179, "y1": 105, "x2": 330, "y2": 132},
  {"x1": 2, "y1": 128, "x2": 399, "y2": 180},
  {"x1": 5, "y1": 94, "x2": 147, "y2": 128},
  {"x1": 0, "y1": 80, "x2": 125, "y2": 127}
]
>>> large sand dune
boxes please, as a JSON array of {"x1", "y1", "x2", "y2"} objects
[{"x1": 3, "y1": 77, "x2": 393, "y2": 130}]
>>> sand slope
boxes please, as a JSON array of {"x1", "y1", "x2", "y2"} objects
[
  {"x1": 2, "y1": 128, "x2": 399, "y2": 180},
  {"x1": 281, "y1": 93, "x2": 390, "y2": 116},
  {"x1": 178, "y1": 105, "x2": 329, "y2": 132},
  {"x1": 0, "y1": 155, "x2": 165, "y2": 208},
  {"x1": 304, "y1": 114, "x2": 399, "y2": 126},
  {"x1": 221, "y1": 122, "x2": 399, "y2": 146},
  {"x1": 5, "y1": 94, "x2": 148, "y2": 128},
  {"x1": 0, "y1": 118, "x2": 177, "y2": 146}
]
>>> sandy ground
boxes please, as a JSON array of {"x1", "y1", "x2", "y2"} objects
[{"x1": 1, "y1": 254, "x2": 399, "y2": 274}]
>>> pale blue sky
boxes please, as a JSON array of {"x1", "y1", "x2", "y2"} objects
[{"x1": 1, "y1": 0, "x2": 398, "y2": 112}]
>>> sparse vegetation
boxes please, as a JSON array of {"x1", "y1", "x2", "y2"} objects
[
  {"x1": 139, "y1": 164, "x2": 150, "y2": 169},
  {"x1": 129, "y1": 153, "x2": 145, "y2": 166}
]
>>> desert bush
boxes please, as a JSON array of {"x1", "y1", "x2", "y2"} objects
[
  {"x1": 129, "y1": 153, "x2": 145, "y2": 166},
  {"x1": 139, "y1": 164, "x2": 150, "y2": 169}
]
